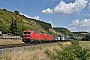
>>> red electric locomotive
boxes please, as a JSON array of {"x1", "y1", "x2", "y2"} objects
[{"x1": 22, "y1": 30, "x2": 53, "y2": 43}]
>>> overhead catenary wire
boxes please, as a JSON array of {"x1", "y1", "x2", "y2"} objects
[
  {"x1": 23, "y1": 0, "x2": 39, "y2": 15},
  {"x1": 23, "y1": 0, "x2": 45, "y2": 21},
  {"x1": 0, "y1": 3, "x2": 11, "y2": 10},
  {"x1": 0, "y1": 0, "x2": 42, "y2": 19},
  {"x1": 5, "y1": 0, "x2": 19, "y2": 10}
]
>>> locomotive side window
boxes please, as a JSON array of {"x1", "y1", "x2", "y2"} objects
[{"x1": 24, "y1": 32, "x2": 30, "y2": 34}]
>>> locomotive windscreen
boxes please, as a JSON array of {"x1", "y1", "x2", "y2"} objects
[{"x1": 24, "y1": 32, "x2": 30, "y2": 34}]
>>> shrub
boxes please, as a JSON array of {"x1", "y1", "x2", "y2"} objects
[
  {"x1": 14, "y1": 10, "x2": 19, "y2": 15},
  {"x1": 45, "y1": 40, "x2": 90, "y2": 60},
  {"x1": 3, "y1": 8, "x2": 7, "y2": 11}
]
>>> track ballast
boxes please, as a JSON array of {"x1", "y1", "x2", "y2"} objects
[{"x1": 0, "y1": 40, "x2": 70, "y2": 49}]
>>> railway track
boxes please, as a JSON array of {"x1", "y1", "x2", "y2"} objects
[
  {"x1": 0, "y1": 40, "x2": 70, "y2": 49},
  {"x1": 0, "y1": 43, "x2": 35, "y2": 49}
]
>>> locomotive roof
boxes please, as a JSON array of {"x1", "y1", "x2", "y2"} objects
[
  {"x1": 24, "y1": 30, "x2": 34, "y2": 32},
  {"x1": 24, "y1": 30, "x2": 52, "y2": 36}
]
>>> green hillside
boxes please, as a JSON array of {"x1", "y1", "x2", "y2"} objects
[
  {"x1": 0, "y1": 9, "x2": 53, "y2": 35},
  {"x1": 53, "y1": 27, "x2": 76, "y2": 36},
  {"x1": 0, "y1": 8, "x2": 89, "y2": 39},
  {"x1": 53, "y1": 27, "x2": 90, "y2": 40},
  {"x1": 33, "y1": 19, "x2": 52, "y2": 30}
]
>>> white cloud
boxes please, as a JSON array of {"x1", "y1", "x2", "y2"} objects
[
  {"x1": 89, "y1": 3, "x2": 90, "y2": 9},
  {"x1": 83, "y1": 14, "x2": 90, "y2": 16},
  {"x1": 70, "y1": 19, "x2": 79, "y2": 26},
  {"x1": 80, "y1": 19, "x2": 90, "y2": 28},
  {"x1": 42, "y1": 8, "x2": 53, "y2": 14},
  {"x1": 20, "y1": 13, "x2": 40, "y2": 20},
  {"x1": 69, "y1": 19, "x2": 90, "y2": 32},
  {"x1": 20, "y1": 13, "x2": 31, "y2": 18},
  {"x1": 70, "y1": 27, "x2": 77, "y2": 30},
  {"x1": 31, "y1": 16, "x2": 40, "y2": 20},
  {"x1": 42, "y1": 0, "x2": 88, "y2": 14}
]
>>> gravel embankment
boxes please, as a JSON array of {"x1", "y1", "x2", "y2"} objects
[{"x1": 0, "y1": 45, "x2": 34, "y2": 56}]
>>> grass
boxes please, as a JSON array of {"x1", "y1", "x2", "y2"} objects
[
  {"x1": 0, "y1": 42, "x2": 70, "y2": 60},
  {"x1": 79, "y1": 41, "x2": 90, "y2": 50},
  {"x1": 0, "y1": 39, "x2": 23, "y2": 45},
  {"x1": 0, "y1": 41, "x2": 90, "y2": 60}
]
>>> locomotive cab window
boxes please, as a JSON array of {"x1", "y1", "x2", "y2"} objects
[{"x1": 24, "y1": 32, "x2": 30, "y2": 34}]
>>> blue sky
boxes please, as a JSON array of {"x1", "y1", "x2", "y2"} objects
[{"x1": 0, "y1": 0, "x2": 90, "y2": 32}]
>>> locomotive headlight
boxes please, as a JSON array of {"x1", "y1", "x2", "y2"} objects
[{"x1": 27, "y1": 37, "x2": 30, "y2": 38}]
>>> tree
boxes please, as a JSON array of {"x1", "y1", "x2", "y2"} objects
[
  {"x1": 10, "y1": 18, "x2": 18, "y2": 35},
  {"x1": 13, "y1": 20, "x2": 18, "y2": 35},
  {"x1": 3, "y1": 8, "x2": 7, "y2": 11},
  {"x1": 14, "y1": 10, "x2": 19, "y2": 15},
  {"x1": 85, "y1": 34, "x2": 90, "y2": 41}
]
